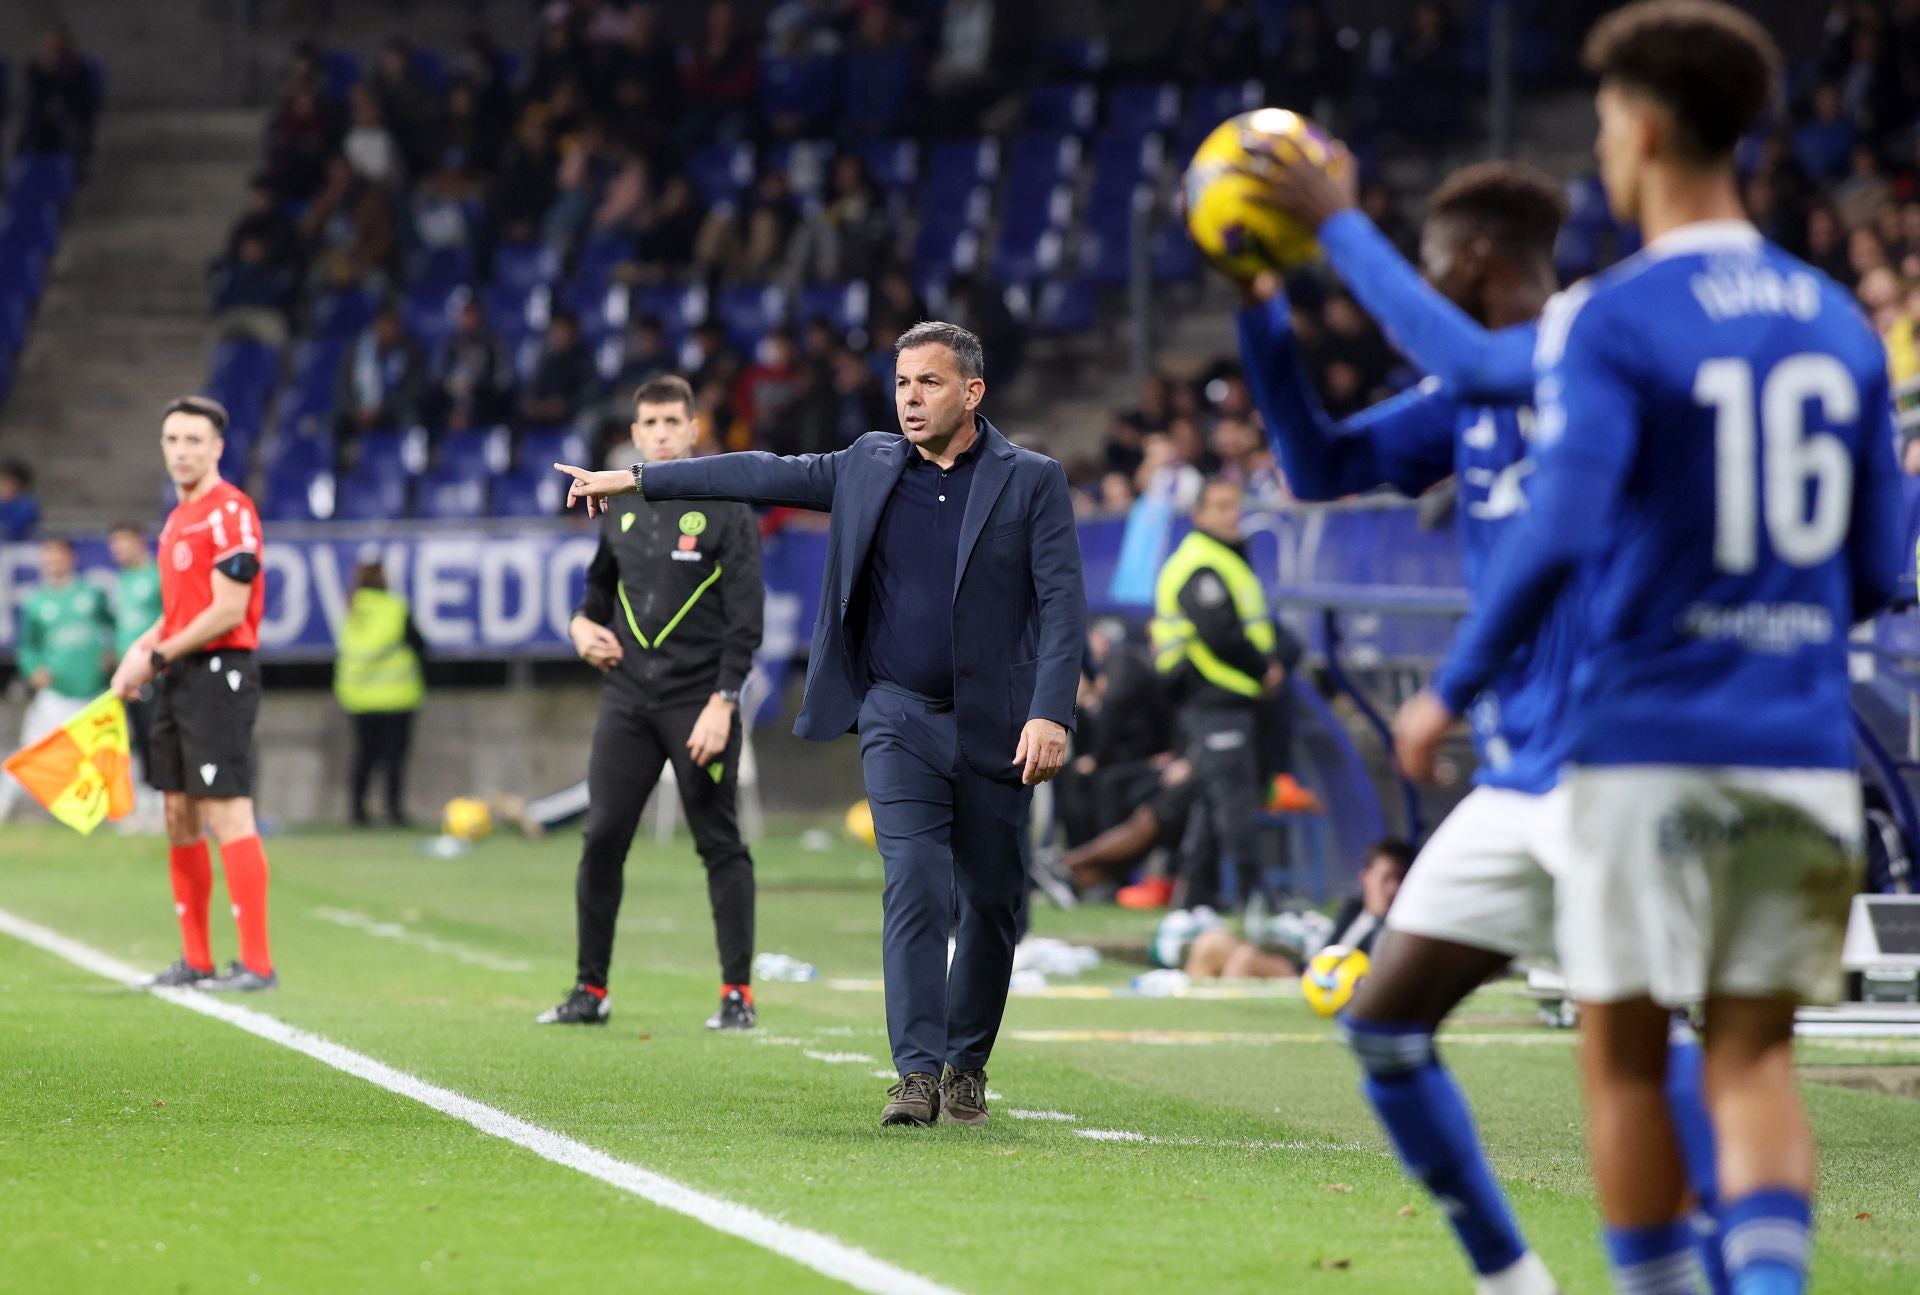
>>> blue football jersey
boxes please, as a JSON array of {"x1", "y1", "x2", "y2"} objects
[
  {"x1": 1240, "y1": 299, "x2": 1575, "y2": 793},
  {"x1": 1439, "y1": 221, "x2": 1903, "y2": 771}
]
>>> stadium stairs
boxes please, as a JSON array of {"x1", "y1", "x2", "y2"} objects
[{"x1": 0, "y1": 110, "x2": 261, "y2": 532}]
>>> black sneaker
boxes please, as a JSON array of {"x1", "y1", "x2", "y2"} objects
[
  {"x1": 939, "y1": 1065, "x2": 989, "y2": 1126},
  {"x1": 536, "y1": 985, "x2": 610, "y2": 1025},
  {"x1": 880, "y1": 1071, "x2": 941, "y2": 1127},
  {"x1": 200, "y1": 960, "x2": 279, "y2": 992},
  {"x1": 705, "y1": 987, "x2": 756, "y2": 1031},
  {"x1": 145, "y1": 959, "x2": 215, "y2": 988}
]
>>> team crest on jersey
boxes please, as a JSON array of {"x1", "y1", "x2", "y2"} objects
[
  {"x1": 679, "y1": 511, "x2": 707, "y2": 537},
  {"x1": 172, "y1": 540, "x2": 193, "y2": 571}
]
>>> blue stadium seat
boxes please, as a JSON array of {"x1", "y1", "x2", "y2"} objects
[
  {"x1": 516, "y1": 426, "x2": 586, "y2": 472},
  {"x1": 715, "y1": 284, "x2": 787, "y2": 352},
  {"x1": 288, "y1": 339, "x2": 347, "y2": 418},
  {"x1": 687, "y1": 142, "x2": 757, "y2": 209},
  {"x1": 322, "y1": 50, "x2": 361, "y2": 102},
  {"x1": 630, "y1": 284, "x2": 708, "y2": 338},
  {"x1": 262, "y1": 464, "x2": 327, "y2": 523},
  {"x1": 1089, "y1": 131, "x2": 1164, "y2": 208},
  {"x1": 1004, "y1": 131, "x2": 1081, "y2": 190},
  {"x1": 1105, "y1": 83, "x2": 1181, "y2": 137},
  {"x1": 411, "y1": 47, "x2": 449, "y2": 94},
  {"x1": 267, "y1": 429, "x2": 332, "y2": 481},
  {"x1": 403, "y1": 282, "x2": 467, "y2": 350},
  {"x1": 913, "y1": 223, "x2": 981, "y2": 277},
  {"x1": 1029, "y1": 278, "x2": 1097, "y2": 337},
  {"x1": 1078, "y1": 190, "x2": 1147, "y2": 285},
  {"x1": 1025, "y1": 83, "x2": 1097, "y2": 132},
  {"x1": 858, "y1": 139, "x2": 918, "y2": 195},
  {"x1": 352, "y1": 428, "x2": 424, "y2": 480},
  {"x1": 565, "y1": 279, "x2": 629, "y2": 346},
  {"x1": 484, "y1": 280, "x2": 551, "y2": 344},
  {"x1": 1037, "y1": 37, "x2": 1108, "y2": 75},
  {"x1": 414, "y1": 466, "x2": 488, "y2": 520},
  {"x1": 492, "y1": 467, "x2": 565, "y2": 518},
  {"x1": 409, "y1": 242, "x2": 476, "y2": 291},
  {"x1": 1151, "y1": 224, "x2": 1201, "y2": 282},
  {"x1": 762, "y1": 51, "x2": 841, "y2": 138},
  {"x1": 218, "y1": 432, "x2": 253, "y2": 485},
  {"x1": 573, "y1": 230, "x2": 634, "y2": 289},
  {"x1": 993, "y1": 188, "x2": 1071, "y2": 282},
  {"x1": 333, "y1": 470, "x2": 408, "y2": 522},
  {"x1": 207, "y1": 339, "x2": 281, "y2": 408},
  {"x1": 311, "y1": 286, "x2": 380, "y2": 342},
  {"x1": 491, "y1": 238, "x2": 559, "y2": 294},
  {"x1": 796, "y1": 281, "x2": 869, "y2": 334},
  {"x1": 921, "y1": 138, "x2": 1000, "y2": 209}
]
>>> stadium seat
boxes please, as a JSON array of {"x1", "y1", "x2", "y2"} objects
[
  {"x1": 403, "y1": 282, "x2": 468, "y2": 351},
  {"x1": 1151, "y1": 223, "x2": 1201, "y2": 282},
  {"x1": 1025, "y1": 83, "x2": 1097, "y2": 133},
  {"x1": 414, "y1": 466, "x2": 488, "y2": 520},
  {"x1": 993, "y1": 186, "x2": 1072, "y2": 282},
  {"x1": 1037, "y1": 37, "x2": 1108, "y2": 75},
  {"x1": 261, "y1": 465, "x2": 327, "y2": 522},
  {"x1": 630, "y1": 284, "x2": 709, "y2": 338},
  {"x1": 287, "y1": 339, "x2": 347, "y2": 418},
  {"x1": 311, "y1": 286, "x2": 380, "y2": 342},
  {"x1": 1004, "y1": 131, "x2": 1082, "y2": 191},
  {"x1": 351, "y1": 427, "x2": 427, "y2": 480},
  {"x1": 1078, "y1": 188, "x2": 1150, "y2": 284},
  {"x1": 796, "y1": 281, "x2": 869, "y2": 334},
  {"x1": 321, "y1": 50, "x2": 361, "y2": 102},
  {"x1": 762, "y1": 51, "x2": 841, "y2": 138},
  {"x1": 1184, "y1": 80, "x2": 1265, "y2": 132},
  {"x1": 411, "y1": 46, "x2": 449, "y2": 94},
  {"x1": 715, "y1": 284, "x2": 787, "y2": 352},
  {"x1": 1029, "y1": 278, "x2": 1097, "y2": 337},
  {"x1": 1105, "y1": 83, "x2": 1181, "y2": 137},
  {"x1": 492, "y1": 467, "x2": 565, "y2": 518},
  {"x1": 207, "y1": 339, "x2": 281, "y2": 409},
  {"x1": 764, "y1": 139, "x2": 835, "y2": 201},
  {"x1": 858, "y1": 139, "x2": 918, "y2": 196},
  {"x1": 921, "y1": 139, "x2": 1000, "y2": 210},
  {"x1": 333, "y1": 469, "x2": 408, "y2": 521},
  {"x1": 408, "y1": 242, "x2": 476, "y2": 292},
  {"x1": 1089, "y1": 131, "x2": 1164, "y2": 211},
  {"x1": 483, "y1": 280, "x2": 552, "y2": 345},
  {"x1": 491, "y1": 238, "x2": 559, "y2": 294},
  {"x1": 565, "y1": 279, "x2": 629, "y2": 347},
  {"x1": 516, "y1": 426, "x2": 586, "y2": 472},
  {"x1": 687, "y1": 142, "x2": 757, "y2": 209}
]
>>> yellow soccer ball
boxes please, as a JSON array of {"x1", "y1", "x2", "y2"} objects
[
  {"x1": 1301, "y1": 944, "x2": 1371, "y2": 1018},
  {"x1": 441, "y1": 796, "x2": 493, "y2": 842},
  {"x1": 1183, "y1": 108, "x2": 1345, "y2": 278},
  {"x1": 843, "y1": 798, "x2": 876, "y2": 847}
]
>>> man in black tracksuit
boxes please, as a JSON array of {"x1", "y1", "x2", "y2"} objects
[{"x1": 537, "y1": 375, "x2": 764, "y2": 1030}]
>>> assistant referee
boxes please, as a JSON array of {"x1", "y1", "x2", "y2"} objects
[{"x1": 537, "y1": 375, "x2": 765, "y2": 1030}]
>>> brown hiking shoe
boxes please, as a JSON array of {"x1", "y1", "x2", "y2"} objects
[
  {"x1": 880, "y1": 1071, "x2": 941, "y2": 1127},
  {"x1": 939, "y1": 1065, "x2": 988, "y2": 1126}
]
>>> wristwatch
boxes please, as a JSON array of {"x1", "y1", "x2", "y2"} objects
[
  {"x1": 630, "y1": 462, "x2": 644, "y2": 495},
  {"x1": 714, "y1": 688, "x2": 741, "y2": 705},
  {"x1": 149, "y1": 648, "x2": 170, "y2": 675}
]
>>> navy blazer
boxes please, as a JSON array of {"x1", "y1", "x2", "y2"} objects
[{"x1": 643, "y1": 418, "x2": 1086, "y2": 782}]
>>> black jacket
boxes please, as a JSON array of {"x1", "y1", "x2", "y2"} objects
[
  {"x1": 1172, "y1": 537, "x2": 1304, "y2": 709},
  {"x1": 575, "y1": 490, "x2": 762, "y2": 710}
]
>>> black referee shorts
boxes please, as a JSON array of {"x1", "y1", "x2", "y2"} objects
[{"x1": 149, "y1": 649, "x2": 262, "y2": 799}]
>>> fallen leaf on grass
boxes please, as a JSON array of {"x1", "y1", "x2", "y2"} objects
[
  {"x1": 1397, "y1": 1205, "x2": 1416, "y2": 1217},
  {"x1": 1322, "y1": 1182, "x2": 1353, "y2": 1194},
  {"x1": 1316, "y1": 1257, "x2": 1351, "y2": 1270},
  {"x1": 1856, "y1": 1211, "x2": 1873, "y2": 1220}
]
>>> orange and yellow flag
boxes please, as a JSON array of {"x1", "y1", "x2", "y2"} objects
[{"x1": 3, "y1": 694, "x2": 135, "y2": 835}]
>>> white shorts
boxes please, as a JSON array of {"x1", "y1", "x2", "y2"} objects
[
  {"x1": 1557, "y1": 765, "x2": 1863, "y2": 1007},
  {"x1": 1385, "y1": 785, "x2": 1568, "y2": 964}
]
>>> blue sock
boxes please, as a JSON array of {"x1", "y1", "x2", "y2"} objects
[
  {"x1": 1664, "y1": 1020, "x2": 1728, "y2": 1295},
  {"x1": 1604, "y1": 1219, "x2": 1698, "y2": 1294},
  {"x1": 1721, "y1": 1188, "x2": 1810, "y2": 1295},
  {"x1": 1346, "y1": 1019, "x2": 1527, "y2": 1276}
]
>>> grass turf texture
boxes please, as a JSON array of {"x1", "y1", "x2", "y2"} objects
[{"x1": 2, "y1": 824, "x2": 1918, "y2": 1293}]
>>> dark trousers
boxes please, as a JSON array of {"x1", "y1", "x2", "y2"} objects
[
  {"x1": 576, "y1": 694, "x2": 754, "y2": 989},
  {"x1": 1174, "y1": 704, "x2": 1261, "y2": 911},
  {"x1": 349, "y1": 709, "x2": 415, "y2": 825},
  {"x1": 127, "y1": 693, "x2": 155, "y2": 789},
  {"x1": 858, "y1": 683, "x2": 1030, "y2": 1077},
  {"x1": 1056, "y1": 758, "x2": 1162, "y2": 847}
]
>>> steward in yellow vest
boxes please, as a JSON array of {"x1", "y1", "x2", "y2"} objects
[
  {"x1": 334, "y1": 561, "x2": 426, "y2": 826},
  {"x1": 1141, "y1": 480, "x2": 1300, "y2": 911}
]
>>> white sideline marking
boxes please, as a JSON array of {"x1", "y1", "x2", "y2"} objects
[
  {"x1": 1005, "y1": 1109, "x2": 1078, "y2": 1122},
  {"x1": 803, "y1": 1050, "x2": 878, "y2": 1065},
  {"x1": 310, "y1": 907, "x2": 533, "y2": 973},
  {"x1": 0, "y1": 907, "x2": 966, "y2": 1295},
  {"x1": 1007, "y1": 1028, "x2": 1575, "y2": 1048},
  {"x1": 1074, "y1": 1128, "x2": 1364, "y2": 1154}
]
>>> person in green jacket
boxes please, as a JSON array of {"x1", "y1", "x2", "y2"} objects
[
  {"x1": 3, "y1": 538, "x2": 114, "y2": 821},
  {"x1": 333, "y1": 555, "x2": 427, "y2": 826},
  {"x1": 108, "y1": 523, "x2": 164, "y2": 808}
]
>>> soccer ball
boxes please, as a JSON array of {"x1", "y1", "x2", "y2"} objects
[
  {"x1": 843, "y1": 798, "x2": 876, "y2": 847},
  {"x1": 441, "y1": 796, "x2": 493, "y2": 842},
  {"x1": 1183, "y1": 108, "x2": 1345, "y2": 279},
  {"x1": 1301, "y1": 944, "x2": 1371, "y2": 1018}
]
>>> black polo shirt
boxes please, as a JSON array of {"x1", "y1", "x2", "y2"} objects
[{"x1": 860, "y1": 438, "x2": 980, "y2": 700}]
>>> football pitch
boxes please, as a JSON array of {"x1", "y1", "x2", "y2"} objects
[{"x1": 6, "y1": 825, "x2": 1920, "y2": 1293}]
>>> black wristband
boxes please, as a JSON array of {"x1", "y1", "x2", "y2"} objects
[{"x1": 149, "y1": 648, "x2": 169, "y2": 674}]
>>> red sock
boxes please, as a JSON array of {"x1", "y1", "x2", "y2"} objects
[
  {"x1": 220, "y1": 835, "x2": 273, "y2": 975},
  {"x1": 168, "y1": 841, "x2": 214, "y2": 971},
  {"x1": 725, "y1": 983, "x2": 753, "y2": 1006},
  {"x1": 581, "y1": 983, "x2": 608, "y2": 999}
]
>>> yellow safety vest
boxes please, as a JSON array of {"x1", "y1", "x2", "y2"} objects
[
  {"x1": 1150, "y1": 530, "x2": 1276, "y2": 698},
  {"x1": 334, "y1": 588, "x2": 425, "y2": 714}
]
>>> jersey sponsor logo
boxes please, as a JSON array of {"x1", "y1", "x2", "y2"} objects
[
  {"x1": 678, "y1": 511, "x2": 707, "y2": 537},
  {"x1": 172, "y1": 541, "x2": 193, "y2": 571}
]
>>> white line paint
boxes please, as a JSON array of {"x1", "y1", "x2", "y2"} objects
[
  {"x1": 1006, "y1": 1028, "x2": 1575, "y2": 1048},
  {"x1": 0, "y1": 907, "x2": 965, "y2": 1295},
  {"x1": 802, "y1": 1050, "x2": 878, "y2": 1065},
  {"x1": 310, "y1": 907, "x2": 533, "y2": 973},
  {"x1": 1005, "y1": 1109, "x2": 1078, "y2": 1122},
  {"x1": 1073, "y1": 1128, "x2": 1365, "y2": 1154}
]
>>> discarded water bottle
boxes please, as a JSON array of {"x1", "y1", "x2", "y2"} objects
[
  {"x1": 1129, "y1": 968, "x2": 1191, "y2": 997},
  {"x1": 753, "y1": 952, "x2": 818, "y2": 983}
]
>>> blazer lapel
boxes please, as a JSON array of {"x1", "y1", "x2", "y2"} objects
[
  {"x1": 838, "y1": 434, "x2": 911, "y2": 614},
  {"x1": 954, "y1": 418, "x2": 1014, "y2": 597}
]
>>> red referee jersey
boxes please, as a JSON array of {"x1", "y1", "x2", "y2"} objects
[{"x1": 159, "y1": 479, "x2": 266, "y2": 651}]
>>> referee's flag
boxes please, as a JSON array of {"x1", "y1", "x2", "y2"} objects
[{"x1": 2, "y1": 693, "x2": 135, "y2": 835}]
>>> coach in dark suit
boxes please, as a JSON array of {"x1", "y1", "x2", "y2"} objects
[{"x1": 556, "y1": 321, "x2": 1086, "y2": 1127}]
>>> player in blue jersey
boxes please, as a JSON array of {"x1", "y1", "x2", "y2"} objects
[
  {"x1": 1394, "y1": 6, "x2": 1905, "y2": 1294},
  {"x1": 1244, "y1": 153, "x2": 1711, "y2": 1294}
]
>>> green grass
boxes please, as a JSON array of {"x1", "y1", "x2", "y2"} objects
[{"x1": 4, "y1": 823, "x2": 1920, "y2": 1293}]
